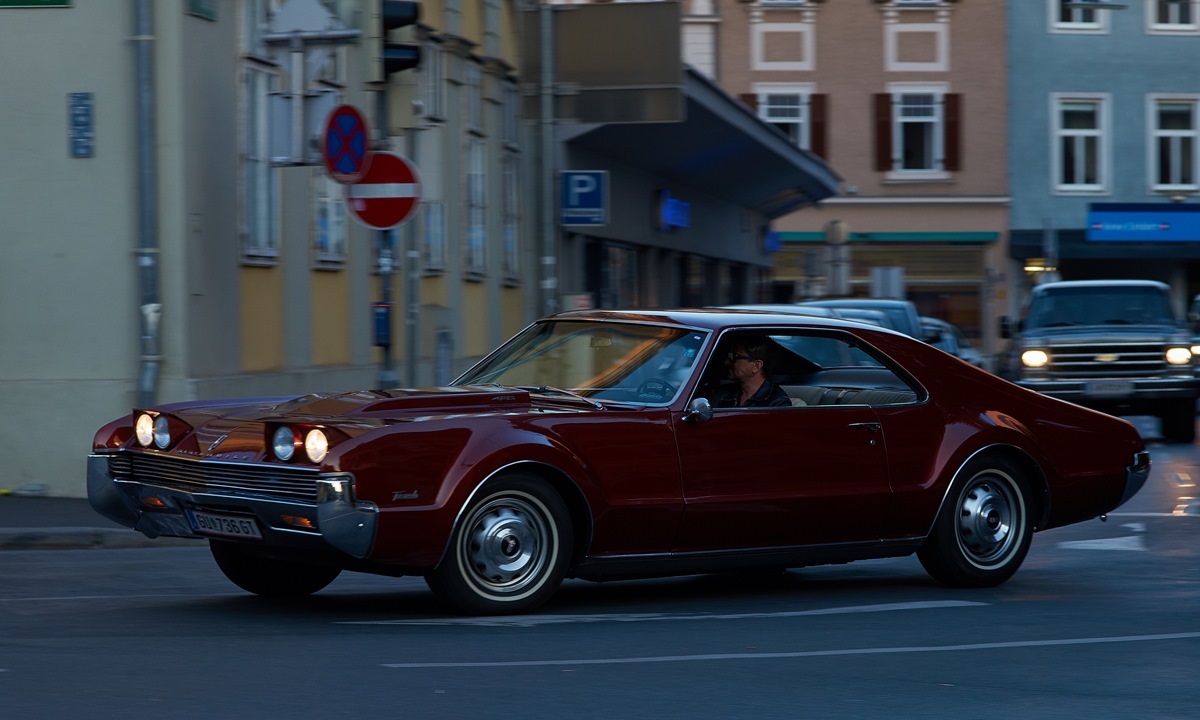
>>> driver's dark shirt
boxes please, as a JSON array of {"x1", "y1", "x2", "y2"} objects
[{"x1": 714, "y1": 379, "x2": 790, "y2": 408}]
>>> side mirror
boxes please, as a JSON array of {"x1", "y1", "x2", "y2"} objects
[{"x1": 682, "y1": 397, "x2": 713, "y2": 424}]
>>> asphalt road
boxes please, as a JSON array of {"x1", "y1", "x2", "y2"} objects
[{"x1": 2, "y1": 439, "x2": 1197, "y2": 720}]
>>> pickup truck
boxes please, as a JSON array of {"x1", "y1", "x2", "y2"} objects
[{"x1": 1001, "y1": 279, "x2": 1200, "y2": 443}]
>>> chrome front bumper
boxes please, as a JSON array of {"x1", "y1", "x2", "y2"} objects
[
  {"x1": 86, "y1": 454, "x2": 378, "y2": 558},
  {"x1": 1118, "y1": 450, "x2": 1152, "y2": 508}
]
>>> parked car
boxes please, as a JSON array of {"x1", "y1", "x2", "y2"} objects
[
  {"x1": 831, "y1": 307, "x2": 894, "y2": 329},
  {"x1": 89, "y1": 309, "x2": 1150, "y2": 615},
  {"x1": 922, "y1": 316, "x2": 987, "y2": 368},
  {"x1": 800, "y1": 298, "x2": 933, "y2": 340}
]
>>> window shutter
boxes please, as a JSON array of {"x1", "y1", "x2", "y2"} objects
[
  {"x1": 810, "y1": 93, "x2": 828, "y2": 159},
  {"x1": 739, "y1": 93, "x2": 759, "y2": 113},
  {"x1": 874, "y1": 93, "x2": 892, "y2": 171},
  {"x1": 943, "y1": 93, "x2": 962, "y2": 172}
]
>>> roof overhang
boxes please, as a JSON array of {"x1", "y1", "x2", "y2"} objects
[{"x1": 558, "y1": 66, "x2": 842, "y2": 219}]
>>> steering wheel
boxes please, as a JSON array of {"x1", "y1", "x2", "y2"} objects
[{"x1": 636, "y1": 378, "x2": 677, "y2": 401}]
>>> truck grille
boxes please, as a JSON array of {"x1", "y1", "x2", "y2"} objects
[
  {"x1": 1047, "y1": 341, "x2": 1167, "y2": 379},
  {"x1": 107, "y1": 453, "x2": 322, "y2": 503}
]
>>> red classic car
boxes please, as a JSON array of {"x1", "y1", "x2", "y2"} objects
[{"x1": 88, "y1": 309, "x2": 1150, "y2": 615}]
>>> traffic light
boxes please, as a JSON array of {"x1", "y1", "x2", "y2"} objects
[{"x1": 381, "y1": 1, "x2": 420, "y2": 76}]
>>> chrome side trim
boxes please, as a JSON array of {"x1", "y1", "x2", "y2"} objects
[{"x1": 1118, "y1": 450, "x2": 1152, "y2": 508}]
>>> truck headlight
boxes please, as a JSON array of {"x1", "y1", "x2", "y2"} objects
[
  {"x1": 1021, "y1": 349, "x2": 1050, "y2": 368},
  {"x1": 1166, "y1": 347, "x2": 1192, "y2": 365}
]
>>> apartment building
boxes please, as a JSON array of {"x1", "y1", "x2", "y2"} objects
[
  {"x1": 686, "y1": 0, "x2": 1010, "y2": 358},
  {"x1": 1008, "y1": 0, "x2": 1200, "y2": 315}
]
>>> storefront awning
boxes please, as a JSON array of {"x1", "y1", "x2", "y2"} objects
[{"x1": 558, "y1": 66, "x2": 842, "y2": 219}]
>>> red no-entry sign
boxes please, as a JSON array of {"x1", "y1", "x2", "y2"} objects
[{"x1": 346, "y1": 152, "x2": 422, "y2": 230}]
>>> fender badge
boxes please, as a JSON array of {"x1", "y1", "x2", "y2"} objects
[{"x1": 392, "y1": 490, "x2": 419, "y2": 501}]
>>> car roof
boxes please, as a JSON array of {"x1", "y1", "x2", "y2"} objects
[
  {"x1": 802, "y1": 298, "x2": 915, "y2": 308},
  {"x1": 1034, "y1": 279, "x2": 1170, "y2": 291},
  {"x1": 547, "y1": 307, "x2": 907, "y2": 335}
]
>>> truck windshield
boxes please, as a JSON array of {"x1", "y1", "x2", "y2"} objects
[{"x1": 1026, "y1": 286, "x2": 1176, "y2": 329}]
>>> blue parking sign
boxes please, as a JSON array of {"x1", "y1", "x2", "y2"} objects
[{"x1": 560, "y1": 171, "x2": 608, "y2": 226}]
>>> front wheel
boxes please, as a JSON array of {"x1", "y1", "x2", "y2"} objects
[
  {"x1": 917, "y1": 456, "x2": 1034, "y2": 588},
  {"x1": 426, "y1": 474, "x2": 572, "y2": 615},
  {"x1": 209, "y1": 540, "x2": 342, "y2": 597}
]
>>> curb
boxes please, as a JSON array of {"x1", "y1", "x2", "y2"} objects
[{"x1": 0, "y1": 528, "x2": 203, "y2": 551}]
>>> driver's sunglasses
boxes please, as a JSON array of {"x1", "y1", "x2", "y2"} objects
[{"x1": 727, "y1": 352, "x2": 754, "y2": 362}]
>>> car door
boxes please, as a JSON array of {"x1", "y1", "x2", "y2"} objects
[{"x1": 671, "y1": 401, "x2": 891, "y2": 552}]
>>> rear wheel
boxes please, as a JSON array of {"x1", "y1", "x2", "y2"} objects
[
  {"x1": 918, "y1": 456, "x2": 1034, "y2": 588},
  {"x1": 209, "y1": 540, "x2": 342, "y2": 597},
  {"x1": 426, "y1": 474, "x2": 572, "y2": 615}
]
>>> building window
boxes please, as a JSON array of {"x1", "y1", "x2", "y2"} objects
[
  {"x1": 874, "y1": 88, "x2": 960, "y2": 177},
  {"x1": 759, "y1": 91, "x2": 809, "y2": 147},
  {"x1": 242, "y1": 64, "x2": 280, "y2": 261},
  {"x1": 502, "y1": 79, "x2": 519, "y2": 149},
  {"x1": 502, "y1": 153, "x2": 520, "y2": 279},
  {"x1": 1150, "y1": 0, "x2": 1199, "y2": 32},
  {"x1": 466, "y1": 61, "x2": 483, "y2": 135},
  {"x1": 314, "y1": 177, "x2": 346, "y2": 268},
  {"x1": 421, "y1": 201, "x2": 446, "y2": 272},
  {"x1": 1152, "y1": 97, "x2": 1199, "y2": 190},
  {"x1": 466, "y1": 138, "x2": 486, "y2": 276},
  {"x1": 422, "y1": 41, "x2": 444, "y2": 121},
  {"x1": 1054, "y1": 95, "x2": 1107, "y2": 192},
  {"x1": 1050, "y1": 0, "x2": 1108, "y2": 33}
]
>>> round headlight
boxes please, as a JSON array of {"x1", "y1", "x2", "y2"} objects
[
  {"x1": 153, "y1": 415, "x2": 171, "y2": 449},
  {"x1": 1021, "y1": 349, "x2": 1049, "y2": 368},
  {"x1": 305, "y1": 429, "x2": 329, "y2": 464},
  {"x1": 135, "y1": 413, "x2": 154, "y2": 447},
  {"x1": 272, "y1": 426, "x2": 298, "y2": 461},
  {"x1": 1166, "y1": 347, "x2": 1192, "y2": 365}
]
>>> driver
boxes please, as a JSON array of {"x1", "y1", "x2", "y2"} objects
[{"x1": 714, "y1": 336, "x2": 790, "y2": 408}]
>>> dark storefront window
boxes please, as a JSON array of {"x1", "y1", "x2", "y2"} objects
[{"x1": 586, "y1": 240, "x2": 642, "y2": 308}]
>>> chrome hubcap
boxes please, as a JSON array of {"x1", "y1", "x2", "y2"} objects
[
  {"x1": 463, "y1": 496, "x2": 549, "y2": 594},
  {"x1": 956, "y1": 473, "x2": 1021, "y2": 567}
]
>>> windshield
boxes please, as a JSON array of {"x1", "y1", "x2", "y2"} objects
[
  {"x1": 455, "y1": 320, "x2": 708, "y2": 404},
  {"x1": 1026, "y1": 286, "x2": 1177, "y2": 329}
]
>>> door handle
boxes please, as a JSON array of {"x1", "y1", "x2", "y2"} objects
[{"x1": 849, "y1": 422, "x2": 881, "y2": 433}]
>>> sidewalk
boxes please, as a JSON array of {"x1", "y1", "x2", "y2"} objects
[{"x1": 0, "y1": 494, "x2": 195, "y2": 551}]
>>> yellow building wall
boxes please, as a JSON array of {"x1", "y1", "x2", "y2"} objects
[
  {"x1": 502, "y1": 286, "x2": 525, "y2": 338},
  {"x1": 312, "y1": 270, "x2": 351, "y2": 365},
  {"x1": 240, "y1": 266, "x2": 284, "y2": 372},
  {"x1": 462, "y1": 282, "x2": 489, "y2": 357}
]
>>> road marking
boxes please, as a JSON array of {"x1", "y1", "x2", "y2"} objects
[
  {"x1": 340, "y1": 600, "x2": 987, "y2": 628},
  {"x1": 1056, "y1": 536, "x2": 1147, "y2": 551},
  {"x1": 0, "y1": 592, "x2": 240, "y2": 603},
  {"x1": 380, "y1": 631, "x2": 1200, "y2": 669}
]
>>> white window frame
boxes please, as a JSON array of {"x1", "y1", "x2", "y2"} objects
[
  {"x1": 1052, "y1": 93, "x2": 1110, "y2": 194},
  {"x1": 421, "y1": 201, "x2": 446, "y2": 273},
  {"x1": 884, "y1": 22, "x2": 949, "y2": 73},
  {"x1": 751, "y1": 22, "x2": 815, "y2": 72},
  {"x1": 1049, "y1": 0, "x2": 1109, "y2": 34},
  {"x1": 886, "y1": 82, "x2": 949, "y2": 180},
  {"x1": 243, "y1": 64, "x2": 280, "y2": 261},
  {"x1": 421, "y1": 41, "x2": 445, "y2": 121},
  {"x1": 1149, "y1": 94, "x2": 1200, "y2": 192},
  {"x1": 313, "y1": 175, "x2": 347, "y2": 268},
  {"x1": 1148, "y1": 0, "x2": 1200, "y2": 34},
  {"x1": 753, "y1": 82, "x2": 814, "y2": 149}
]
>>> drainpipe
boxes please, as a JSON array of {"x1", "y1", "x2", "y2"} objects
[{"x1": 134, "y1": 0, "x2": 162, "y2": 407}]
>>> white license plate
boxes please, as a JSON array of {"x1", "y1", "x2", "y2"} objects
[
  {"x1": 1086, "y1": 380, "x2": 1134, "y2": 397},
  {"x1": 185, "y1": 509, "x2": 263, "y2": 540}
]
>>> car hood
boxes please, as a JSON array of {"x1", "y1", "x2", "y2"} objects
[
  {"x1": 164, "y1": 385, "x2": 540, "y2": 427},
  {"x1": 1018, "y1": 324, "x2": 1187, "y2": 343}
]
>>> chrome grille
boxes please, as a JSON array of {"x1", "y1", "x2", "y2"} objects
[
  {"x1": 108, "y1": 453, "x2": 321, "y2": 503},
  {"x1": 1047, "y1": 341, "x2": 1167, "y2": 379}
]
